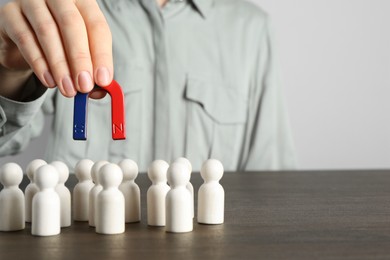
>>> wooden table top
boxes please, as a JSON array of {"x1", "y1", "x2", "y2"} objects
[{"x1": 1, "y1": 170, "x2": 390, "y2": 259}]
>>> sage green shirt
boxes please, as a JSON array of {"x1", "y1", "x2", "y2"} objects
[{"x1": 0, "y1": 0, "x2": 296, "y2": 171}]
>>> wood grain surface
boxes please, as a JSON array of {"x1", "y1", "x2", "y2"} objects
[{"x1": 1, "y1": 170, "x2": 390, "y2": 259}]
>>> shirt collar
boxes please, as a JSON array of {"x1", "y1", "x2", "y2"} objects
[
  {"x1": 139, "y1": 0, "x2": 213, "y2": 19},
  {"x1": 191, "y1": 0, "x2": 214, "y2": 18}
]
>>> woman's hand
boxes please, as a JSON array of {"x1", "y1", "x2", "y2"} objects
[{"x1": 0, "y1": 0, "x2": 113, "y2": 98}]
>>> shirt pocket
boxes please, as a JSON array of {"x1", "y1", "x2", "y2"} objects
[
  {"x1": 184, "y1": 76, "x2": 248, "y2": 170},
  {"x1": 185, "y1": 77, "x2": 248, "y2": 124}
]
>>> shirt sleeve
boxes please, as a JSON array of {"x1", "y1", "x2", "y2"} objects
[
  {"x1": 0, "y1": 75, "x2": 49, "y2": 156},
  {"x1": 241, "y1": 16, "x2": 297, "y2": 171}
]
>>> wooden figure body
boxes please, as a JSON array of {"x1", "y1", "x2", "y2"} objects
[
  {"x1": 32, "y1": 165, "x2": 60, "y2": 236},
  {"x1": 25, "y1": 159, "x2": 47, "y2": 223},
  {"x1": 51, "y1": 161, "x2": 71, "y2": 228},
  {"x1": 166, "y1": 162, "x2": 193, "y2": 233},
  {"x1": 173, "y1": 157, "x2": 194, "y2": 218},
  {"x1": 197, "y1": 159, "x2": 225, "y2": 225},
  {"x1": 73, "y1": 159, "x2": 94, "y2": 221},
  {"x1": 0, "y1": 163, "x2": 25, "y2": 231},
  {"x1": 89, "y1": 160, "x2": 109, "y2": 227},
  {"x1": 96, "y1": 163, "x2": 125, "y2": 235},
  {"x1": 118, "y1": 159, "x2": 141, "y2": 223},
  {"x1": 147, "y1": 160, "x2": 170, "y2": 226}
]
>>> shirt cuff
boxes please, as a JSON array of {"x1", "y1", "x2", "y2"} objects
[{"x1": 0, "y1": 75, "x2": 48, "y2": 130}]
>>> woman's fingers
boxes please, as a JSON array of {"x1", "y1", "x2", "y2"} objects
[
  {"x1": 77, "y1": 0, "x2": 113, "y2": 87},
  {"x1": 20, "y1": 0, "x2": 76, "y2": 96},
  {"x1": 0, "y1": 0, "x2": 113, "y2": 97},
  {"x1": 1, "y1": 2, "x2": 54, "y2": 88},
  {"x1": 46, "y1": 0, "x2": 94, "y2": 93}
]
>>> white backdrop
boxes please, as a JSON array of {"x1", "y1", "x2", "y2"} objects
[
  {"x1": 252, "y1": 0, "x2": 390, "y2": 169},
  {"x1": 1, "y1": 0, "x2": 390, "y2": 170}
]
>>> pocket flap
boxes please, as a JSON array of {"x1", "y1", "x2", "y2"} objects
[{"x1": 185, "y1": 77, "x2": 247, "y2": 124}]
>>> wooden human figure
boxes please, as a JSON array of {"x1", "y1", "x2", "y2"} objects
[
  {"x1": 25, "y1": 159, "x2": 47, "y2": 222},
  {"x1": 147, "y1": 160, "x2": 170, "y2": 226},
  {"x1": 173, "y1": 157, "x2": 194, "y2": 218},
  {"x1": 197, "y1": 159, "x2": 225, "y2": 224},
  {"x1": 0, "y1": 163, "x2": 25, "y2": 231},
  {"x1": 73, "y1": 159, "x2": 94, "y2": 221},
  {"x1": 96, "y1": 163, "x2": 125, "y2": 235},
  {"x1": 89, "y1": 160, "x2": 109, "y2": 227},
  {"x1": 31, "y1": 164, "x2": 60, "y2": 236},
  {"x1": 165, "y1": 162, "x2": 193, "y2": 233},
  {"x1": 51, "y1": 161, "x2": 71, "y2": 228},
  {"x1": 118, "y1": 159, "x2": 141, "y2": 223}
]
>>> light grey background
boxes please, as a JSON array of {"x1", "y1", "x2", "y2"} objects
[{"x1": 1, "y1": 0, "x2": 389, "y2": 170}]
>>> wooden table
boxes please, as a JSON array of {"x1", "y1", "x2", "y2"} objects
[{"x1": 1, "y1": 170, "x2": 390, "y2": 259}]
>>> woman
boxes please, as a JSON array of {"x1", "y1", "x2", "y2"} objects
[{"x1": 0, "y1": 0, "x2": 296, "y2": 171}]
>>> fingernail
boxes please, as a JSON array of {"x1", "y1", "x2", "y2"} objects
[
  {"x1": 77, "y1": 71, "x2": 93, "y2": 92},
  {"x1": 96, "y1": 67, "x2": 110, "y2": 86},
  {"x1": 61, "y1": 75, "x2": 76, "y2": 96},
  {"x1": 43, "y1": 71, "x2": 55, "y2": 87}
]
